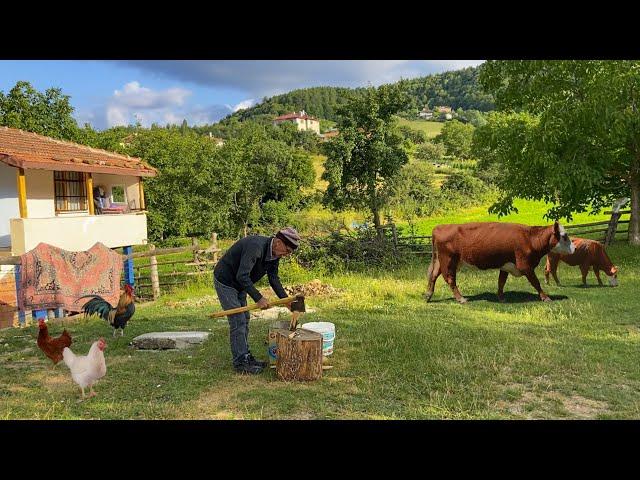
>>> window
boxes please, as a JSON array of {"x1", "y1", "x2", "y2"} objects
[
  {"x1": 54, "y1": 171, "x2": 87, "y2": 213},
  {"x1": 110, "y1": 185, "x2": 127, "y2": 204}
]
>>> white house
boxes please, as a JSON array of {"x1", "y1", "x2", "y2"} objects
[
  {"x1": 0, "y1": 126, "x2": 158, "y2": 256},
  {"x1": 418, "y1": 107, "x2": 434, "y2": 119},
  {"x1": 272, "y1": 110, "x2": 321, "y2": 134}
]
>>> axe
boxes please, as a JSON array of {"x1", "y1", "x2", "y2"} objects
[{"x1": 210, "y1": 295, "x2": 306, "y2": 331}]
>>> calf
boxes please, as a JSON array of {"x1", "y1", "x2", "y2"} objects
[
  {"x1": 544, "y1": 237, "x2": 618, "y2": 287},
  {"x1": 425, "y1": 221, "x2": 575, "y2": 303}
]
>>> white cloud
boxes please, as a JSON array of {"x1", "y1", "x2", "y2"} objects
[
  {"x1": 93, "y1": 81, "x2": 233, "y2": 129},
  {"x1": 112, "y1": 81, "x2": 191, "y2": 109},
  {"x1": 231, "y1": 99, "x2": 255, "y2": 112}
]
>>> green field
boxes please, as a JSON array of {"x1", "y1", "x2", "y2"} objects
[
  {"x1": 397, "y1": 199, "x2": 613, "y2": 236},
  {"x1": 397, "y1": 118, "x2": 444, "y2": 139},
  {"x1": 1, "y1": 217, "x2": 638, "y2": 419}
]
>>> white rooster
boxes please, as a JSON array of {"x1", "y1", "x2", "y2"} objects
[{"x1": 62, "y1": 338, "x2": 107, "y2": 402}]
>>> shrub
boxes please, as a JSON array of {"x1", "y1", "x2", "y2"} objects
[{"x1": 414, "y1": 141, "x2": 446, "y2": 164}]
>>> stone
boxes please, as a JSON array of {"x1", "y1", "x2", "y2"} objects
[{"x1": 131, "y1": 331, "x2": 210, "y2": 350}]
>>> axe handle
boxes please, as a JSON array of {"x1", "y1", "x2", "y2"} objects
[{"x1": 209, "y1": 295, "x2": 298, "y2": 318}]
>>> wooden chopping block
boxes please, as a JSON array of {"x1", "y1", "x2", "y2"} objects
[{"x1": 275, "y1": 328, "x2": 323, "y2": 381}]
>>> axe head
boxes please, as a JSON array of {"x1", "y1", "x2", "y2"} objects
[{"x1": 290, "y1": 295, "x2": 306, "y2": 313}]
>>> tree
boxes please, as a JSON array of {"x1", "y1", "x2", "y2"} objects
[
  {"x1": 477, "y1": 60, "x2": 640, "y2": 245},
  {"x1": 0, "y1": 81, "x2": 80, "y2": 140},
  {"x1": 434, "y1": 119, "x2": 475, "y2": 159},
  {"x1": 122, "y1": 128, "x2": 233, "y2": 240},
  {"x1": 398, "y1": 125, "x2": 427, "y2": 144},
  {"x1": 389, "y1": 162, "x2": 438, "y2": 225},
  {"x1": 322, "y1": 82, "x2": 410, "y2": 233},
  {"x1": 458, "y1": 109, "x2": 487, "y2": 128},
  {"x1": 414, "y1": 141, "x2": 446, "y2": 164},
  {"x1": 218, "y1": 122, "x2": 315, "y2": 237}
]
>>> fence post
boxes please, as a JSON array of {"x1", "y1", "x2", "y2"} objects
[
  {"x1": 391, "y1": 223, "x2": 398, "y2": 251},
  {"x1": 123, "y1": 246, "x2": 135, "y2": 287},
  {"x1": 211, "y1": 232, "x2": 219, "y2": 263},
  {"x1": 13, "y1": 265, "x2": 26, "y2": 326},
  {"x1": 149, "y1": 244, "x2": 160, "y2": 301},
  {"x1": 192, "y1": 237, "x2": 200, "y2": 263},
  {"x1": 604, "y1": 212, "x2": 621, "y2": 246}
]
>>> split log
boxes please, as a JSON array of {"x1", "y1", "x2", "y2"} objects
[{"x1": 275, "y1": 328, "x2": 323, "y2": 381}]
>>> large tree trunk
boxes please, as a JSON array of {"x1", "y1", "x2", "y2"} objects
[
  {"x1": 630, "y1": 171, "x2": 640, "y2": 245},
  {"x1": 275, "y1": 328, "x2": 323, "y2": 381}
]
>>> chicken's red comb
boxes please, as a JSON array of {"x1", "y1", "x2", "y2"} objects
[{"x1": 124, "y1": 284, "x2": 134, "y2": 294}]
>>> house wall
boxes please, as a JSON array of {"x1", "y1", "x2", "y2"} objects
[
  {"x1": 10, "y1": 212, "x2": 149, "y2": 255},
  {"x1": 0, "y1": 265, "x2": 19, "y2": 329},
  {"x1": 306, "y1": 119, "x2": 320, "y2": 134},
  {"x1": 25, "y1": 169, "x2": 55, "y2": 218},
  {"x1": 0, "y1": 164, "x2": 19, "y2": 248}
]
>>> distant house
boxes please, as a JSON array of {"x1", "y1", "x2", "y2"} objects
[
  {"x1": 434, "y1": 106, "x2": 454, "y2": 120},
  {"x1": 207, "y1": 132, "x2": 225, "y2": 146},
  {"x1": 273, "y1": 110, "x2": 321, "y2": 135},
  {"x1": 417, "y1": 107, "x2": 434, "y2": 120}
]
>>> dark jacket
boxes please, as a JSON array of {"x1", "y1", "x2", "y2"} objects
[{"x1": 213, "y1": 235, "x2": 287, "y2": 302}]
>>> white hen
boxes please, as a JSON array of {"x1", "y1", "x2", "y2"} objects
[{"x1": 62, "y1": 338, "x2": 107, "y2": 401}]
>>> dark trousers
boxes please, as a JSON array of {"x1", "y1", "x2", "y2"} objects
[{"x1": 214, "y1": 276, "x2": 251, "y2": 366}]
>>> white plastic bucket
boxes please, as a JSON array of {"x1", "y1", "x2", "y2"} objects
[{"x1": 301, "y1": 322, "x2": 335, "y2": 356}]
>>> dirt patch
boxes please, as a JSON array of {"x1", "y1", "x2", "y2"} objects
[
  {"x1": 41, "y1": 374, "x2": 69, "y2": 387},
  {"x1": 165, "y1": 295, "x2": 219, "y2": 309},
  {"x1": 554, "y1": 393, "x2": 609, "y2": 418},
  {"x1": 496, "y1": 383, "x2": 610, "y2": 419},
  {"x1": 188, "y1": 376, "x2": 325, "y2": 419}
]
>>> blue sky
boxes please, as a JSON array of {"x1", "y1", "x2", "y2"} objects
[{"x1": 0, "y1": 60, "x2": 484, "y2": 130}]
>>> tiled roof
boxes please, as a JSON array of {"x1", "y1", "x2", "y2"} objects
[
  {"x1": 273, "y1": 112, "x2": 318, "y2": 122},
  {"x1": 0, "y1": 127, "x2": 158, "y2": 177}
]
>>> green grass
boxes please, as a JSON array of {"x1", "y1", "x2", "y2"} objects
[
  {"x1": 399, "y1": 199, "x2": 613, "y2": 237},
  {"x1": 1, "y1": 240, "x2": 639, "y2": 419},
  {"x1": 397, "y1": 118, "x2": 443, "y2": 139},
  {"x1": 308, "y1": 154, "x2": 328, "y2": 191}
]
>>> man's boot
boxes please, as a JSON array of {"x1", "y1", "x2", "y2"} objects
[
  {"x1": 247, "y1": 352, "x2": 268, "y2": 368},
  {"x1": 234, "y1": 354, "x2": 264, "y2": 374}
]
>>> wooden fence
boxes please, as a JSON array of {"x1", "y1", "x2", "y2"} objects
[{"x1": 133, "y1": 233, "x2": 221, "y2": 302}]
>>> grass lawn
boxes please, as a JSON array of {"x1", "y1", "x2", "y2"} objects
[
  {"x1": 398, "y1": 199, "x2": 614, "y2": 237},
  {"x1": 1, "y1": 240, "x2": 639, "y2": 419},
  {"x1": 307, "y1": 154, "x2": 328, "y2": 192},
  {"x1": 397, "y1": 118, "x2": 443, "y2": 139}
]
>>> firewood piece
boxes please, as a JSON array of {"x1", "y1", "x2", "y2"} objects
[
  {"x1": 289, "y1": 311, "x2": 301, "y2": 331},
  {"x1": 275, "y1": 328, "x2": 323, "y2": 381}
]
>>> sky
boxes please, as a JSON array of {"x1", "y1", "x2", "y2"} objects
[{"x1": 0, "y1": 60, "x2": 484, "y2": 130}]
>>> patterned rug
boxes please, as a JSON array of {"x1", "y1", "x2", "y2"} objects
[{"x1": 18, "y1": 242, "x2": 122, "y2": 312}]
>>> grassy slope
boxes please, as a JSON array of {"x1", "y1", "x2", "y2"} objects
[{"x1": 397, "y1": 118, "x2": 444, "y2": 139}]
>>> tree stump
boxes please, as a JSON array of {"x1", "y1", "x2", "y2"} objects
[{"x1": 275, "y1": 328, "x2": 323, "y2": 381}]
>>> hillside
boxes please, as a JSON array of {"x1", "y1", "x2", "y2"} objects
[{"x1": 207, "y1": 65, "x2": 493, "y2": 128}]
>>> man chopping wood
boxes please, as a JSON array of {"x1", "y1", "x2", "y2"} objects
[{"x1": 214, "y1": 227, "x2": 300, "y2": 374}]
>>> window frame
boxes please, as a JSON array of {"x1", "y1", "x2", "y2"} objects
[
  {"x1": 54, "y1": 171, "x2": 88, "y2": 214},
  {"x1": 109, "y1": 184, "x2": 127, "y2": 205}
]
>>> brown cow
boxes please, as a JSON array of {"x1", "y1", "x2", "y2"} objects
[
  {"x1": 425, "y1": 221, "x2": 575, "y2": 303},
  {"x1": 544, "y1": 237, "x2": 618, "y2": 287}
]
